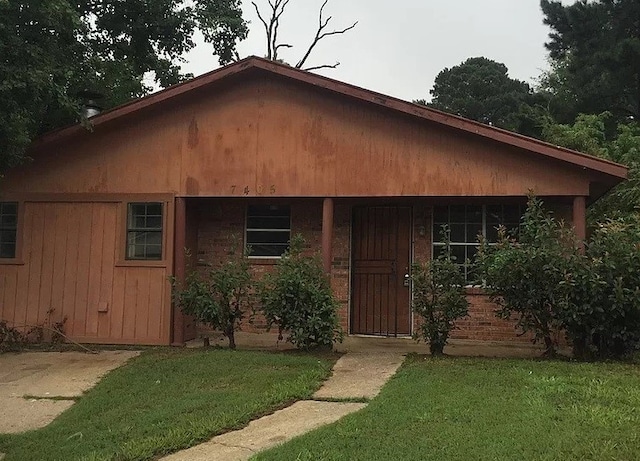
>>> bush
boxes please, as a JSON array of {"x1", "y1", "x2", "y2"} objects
[
  {"x1": 475, "y1": 196, "x2": 579, "y2": 356},
  {"x1": 412, "y1": 226, "x2": 469, "y2": 355},
  {"x1": 563, "y1": 216, "x2": 640, "y2": 359},
  {"x1": 259, "y1": 235, "x2": 343, "y2": 350},
  {"x1": 172, "y1": 247, "x2": 253, "y2": 349}
]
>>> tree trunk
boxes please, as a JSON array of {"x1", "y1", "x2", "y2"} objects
[
  {"x1": 543, "y1": 335, "x2": 556, "y2": 357},
  {"x1": 430, "y1": 341, "x2": 445, "y2": 356},
  {"x1": 226, "y1": 325, "x2": 236, "y2": 350}
]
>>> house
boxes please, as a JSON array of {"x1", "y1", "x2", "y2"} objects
[{"x1": 0, "y1": 57, "x2": 627, "y2": 346}]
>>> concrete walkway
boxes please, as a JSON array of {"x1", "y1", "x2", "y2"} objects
[
  {"x1": 0, "y1": 351, "x2": 139, "y2": 434},
  {"x1": 162, "y1": 352, "x2": 405, "y2": 461}
]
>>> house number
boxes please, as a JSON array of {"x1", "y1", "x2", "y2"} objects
[{"x1": 230, "y1": 185, "x2": 277, "y2": 195}]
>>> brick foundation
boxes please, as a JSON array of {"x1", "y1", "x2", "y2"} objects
[{"x1": 191, "y1": 199, "x2": 537, "y2": 344}]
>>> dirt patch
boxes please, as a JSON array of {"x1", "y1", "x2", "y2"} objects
[{"x1": 0, "y1": 350, "x2": 139, "y2": 433}]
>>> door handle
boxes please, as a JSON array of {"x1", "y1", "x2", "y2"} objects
[{"x1": 403, "y1": 272, "x2": 411, "y2": 287}]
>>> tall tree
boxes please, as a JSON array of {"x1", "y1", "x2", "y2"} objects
[
  {"x1": 0, "y1": 0, "x2": 247, "y2": 173},
  {"x1": 541, "y1": 0, "x2": 640, "y2": 120},
  {"x1": 425, "y1": 57, "x2": 535, "y2": 133},
  {"x1": 541, "y1": 112, "x2": 640, "y2": 220}
]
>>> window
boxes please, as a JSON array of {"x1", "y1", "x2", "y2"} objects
[
  {"x1": 246, "y1": 205, "x2": 291, "y2": 257},
  {"x1": 126, "y1": 203, "x2": 163, "y2": 260},
  {"x1": 0, "y1": 202, "x2": 18, "y2": 259},
  {"x1": 433, "y1": 204, "x2": 523, "y2": 283}
]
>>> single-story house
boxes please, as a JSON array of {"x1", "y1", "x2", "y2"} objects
[{"x1": 0, "y1": 56, "x2": 627, "y2": 346}]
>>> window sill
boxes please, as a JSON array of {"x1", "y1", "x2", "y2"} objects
[
  {"x1": 116, "y1": 260, "x2": 167, "y2": 268},
  {"x1": 0, "y1": 258, "x2": 25, "y2": 266}
]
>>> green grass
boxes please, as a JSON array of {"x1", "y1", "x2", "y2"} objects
[
  {"x1": 254, "y1": 355, "x2": 640, "y2": 461},
  {"x1": 0, "y1": 348, "x2": 334, "y2": 461}
]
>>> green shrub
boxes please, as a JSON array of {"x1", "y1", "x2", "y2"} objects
[
  {"x1": 475, "y1": 196, "x2": 579, "y2": 356},
  {"x1": 563, "y1": 216, "x2": 640, "y2": 359},
  {"x1": 172, "y1": 248, "x2": 253, "y2": 349},
  {"x1": 412, "y1": 226, "x2": 469, "y2": 355},
  {"x1": 259, "y1": 235, "x2": 343, "y2": 350}
]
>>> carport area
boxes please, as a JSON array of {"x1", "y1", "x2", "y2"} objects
[{"x1": 0, "y1": 351, "x2": 139, "y2": 433}]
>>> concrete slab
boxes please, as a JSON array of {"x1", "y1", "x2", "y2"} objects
[
  {"x1": 196, "y1": 331, "x2": 560, "y2": 358},
  {"x1": 0, "y1": 350, "x2": 139, "y2": 433},
  {"x1": 336, "y1": 335, "x2": 552, "y2": 357},
  {"x1": 313, "y1": 352, "x2": 405, "y2": 400},
  {"x1": 162, "y1": 401, "x2": 366, "y2": 461}
]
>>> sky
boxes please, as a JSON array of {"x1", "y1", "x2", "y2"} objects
[{"x1": 182, "y1": 0, "x2": 571, "y2": 102}]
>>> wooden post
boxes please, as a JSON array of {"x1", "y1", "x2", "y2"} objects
[
  {"x1": 322, "y1": 198, "x2": 334, "y2": 275},
  {"x1": 172, "y1": 197, "x2": 186, "y2": 346},
  {"x1": 573, "y1": 196, "x2": 587, "y2": 253}
]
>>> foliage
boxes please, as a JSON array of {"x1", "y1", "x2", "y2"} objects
[
  {"x1": 561, "y1": 216, "x2": 640, "y2": 359},
  {"x1": 475, "y1": 196, "x2": 579, "y2": 356},
  {"x1": 0, "y1": 321, "x2": 25, "y2": 353},
  {"x1": 0, "y1": 348, "x2": 334, "y2": 461},
  {"x1": 541, "y1": 0, "x2": 640, "y2": 120},
  {"x1": 172, "y1": 248, "x2": 253, "y2": 349},
  {"x1": 259, "y1": 235, "x2": 343, "y2": 350},
  {"x1": 412, "y1": 226, "x2": 469, "y2": 355},
  {"x1": 254, "y1": 357, "x2": 640, "y2": 461},
  {"x1": 540, "y1": 112, "x2": 640, "y2": 220},
  {"x1": 0, "y1": 0, "x2": 247, "y2": 172},
  {"x1": 425, "y1": 57, "x2": 534, "y2": 132},
  {"x1": 0, "y1": 309, "x2": 67, "y2": 353}
]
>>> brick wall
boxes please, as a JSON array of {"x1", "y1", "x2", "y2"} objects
[
  {"x1": 192, "y1": 199, "x2": 541, "y2": 344},
  {"x1": 412, "y1": 203, "x2": 534, "y2": 344}
]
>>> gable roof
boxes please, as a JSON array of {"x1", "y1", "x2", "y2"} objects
[{"x1": 34, "y1": 55, "x2": 627, "y2": 181}]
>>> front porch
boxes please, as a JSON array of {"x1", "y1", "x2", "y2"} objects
[{"x1": 171, "y1": 196, "x2": 587, "y2": 347}]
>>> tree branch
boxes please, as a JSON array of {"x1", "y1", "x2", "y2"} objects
[
  {"x1": 251, "y1": 1, "x2": 272, "y2": 59},
  {"x1": 295, "y1": 0, "x2": 357, "y2": 69},
  {"x1": 254, "y1": 0, "x2": 356, "y2": 70},
  {"x1": 253, "y1": 0, "x2": 292, "y2": 61},
  {"x1": 303, "y1": 62, "x2": 340, "y2": 72}
]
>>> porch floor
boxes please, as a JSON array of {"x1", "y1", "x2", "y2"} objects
[{"x1": 187, "y1": 331, "x2": 560, "y2": 358}]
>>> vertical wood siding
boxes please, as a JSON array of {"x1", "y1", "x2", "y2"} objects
[
  {"x1": 0, "y1": 202, "x2": 170, "y2": 345},
  {"x1": 1, "y1": 77, "x2": 592, "y2": 198}
]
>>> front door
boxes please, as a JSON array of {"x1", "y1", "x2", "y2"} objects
[{"x1": 351, "y1": 206, "x2": 411, "y2": 336}]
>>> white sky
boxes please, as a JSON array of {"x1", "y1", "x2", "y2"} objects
[{"x1": 182, "y1": 0, "x2": 572, "y2": 102}]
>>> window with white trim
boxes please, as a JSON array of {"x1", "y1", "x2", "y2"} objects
[
  {"x1": 433, "y1": 204, "x2": 523, "y2": 283},
  {"x1": 0, "y1": 202, "x2": 18, "y2": 259},
  {"x1": 246, "y1": 205, "x2": 291, "y2": 257},
  {"x1": 126, "y1": 203, "x2": 163, "y2": 260}
]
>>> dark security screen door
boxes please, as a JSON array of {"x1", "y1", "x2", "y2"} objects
[{"x1": 351, "y1": 207, "x2": 411, "y2": 336}]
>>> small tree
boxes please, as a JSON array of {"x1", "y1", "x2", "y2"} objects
[
  {"x1": 475, "y1": 196, "x2": 579, "y2": 356},
  {"x1": 172, "y1": 248, "x2": 253, "y2": 349},
  {"x1": 412, "y1": 226, "x2": 469, "y2": 355},
  {"x1": 259, "y1": 234, "x2": 342, "y2": 350}
]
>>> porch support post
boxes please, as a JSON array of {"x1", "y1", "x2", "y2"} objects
[
  {"x1": 172, "y1": 197, "x2": 187, "y2": 346},
  {"x1": 573, "y1": 196, "x2": 587, "y2": 253},
  {"x1": 322, "y1": 198, "x2": 334, "y2": 275}
]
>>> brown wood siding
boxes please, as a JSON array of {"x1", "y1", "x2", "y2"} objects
[
  {"x1": 0, "y1": 202, "x2": 171, "y2": 345},
  {"x1": 3, "y1": 76, "x2": 591, "y2": 199}
]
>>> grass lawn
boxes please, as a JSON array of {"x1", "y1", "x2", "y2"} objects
[
  {"x1": 255, "y1": 355, "x2": 640, "y2": 461},
  {"x1": 0, "y1": 348, "x2": 334, "y2": 461}
]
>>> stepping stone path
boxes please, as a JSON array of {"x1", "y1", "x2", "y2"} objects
[{"x1": 162, "y1": 352, "x2": 405, "y2": 461}]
